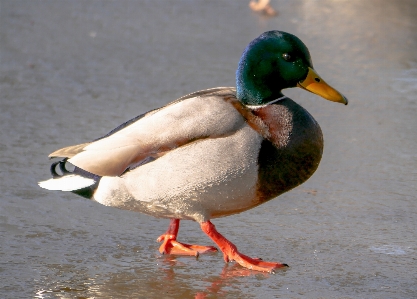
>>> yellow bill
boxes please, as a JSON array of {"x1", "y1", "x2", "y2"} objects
[{"x1": 298, "y1": 67, "x2": 348, "y2": 105}]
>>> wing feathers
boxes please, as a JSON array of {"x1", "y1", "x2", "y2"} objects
[
  {"x1": 48, "y1": 88, "x2": 244, "y2": 177},
  {"x1": 49, "y1": 142, "x2": 90, "y2": 158}
]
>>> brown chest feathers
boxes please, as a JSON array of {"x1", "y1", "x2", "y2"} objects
[{"x1": 252, "y1": 99, "x2": 324, "y2": 203}]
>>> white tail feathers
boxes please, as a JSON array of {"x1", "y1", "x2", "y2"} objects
[{"x1": 38, "y1": 174, "x2": 96, "y2": 191}]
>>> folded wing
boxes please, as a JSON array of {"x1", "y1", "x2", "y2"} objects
[{"x1": 49, "y1": 88, "x2": 244, "y2": 177}]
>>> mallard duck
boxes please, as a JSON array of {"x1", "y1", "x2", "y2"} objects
[{"x1": 39, "y1": 31, "x2": 347, "y2": 273}]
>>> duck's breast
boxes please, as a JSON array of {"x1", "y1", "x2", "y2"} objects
[{"x1": 253, "y1": 98, "x2": 324, "y2": 203}]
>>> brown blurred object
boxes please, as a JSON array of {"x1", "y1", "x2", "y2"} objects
[{"x1": 249, "y1": 0, "x2": 278, "y2": 16}]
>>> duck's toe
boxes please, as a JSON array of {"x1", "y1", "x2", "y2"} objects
[
  {"x1": 157, "y1": 234, "x2": 217, "y2": 256},
  {"x1": 233, "y1": 252, "x2": 288, "y2": 273}
]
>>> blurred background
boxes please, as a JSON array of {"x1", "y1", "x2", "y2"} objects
[{"x1": 1, "y1": 0, "x2": 416, "y2": 298}]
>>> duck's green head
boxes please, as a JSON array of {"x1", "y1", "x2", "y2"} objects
[{"x1": 236, "y1": 31, "x2": 348, "y2": 106}]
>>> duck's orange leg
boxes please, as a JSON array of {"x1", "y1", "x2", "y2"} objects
[
  {"x1": 157, "y1": 219, "x2": 218, "y2": 256},
  {"x1": 201, "y1": 220, "x2": 288, "y2": 273}
]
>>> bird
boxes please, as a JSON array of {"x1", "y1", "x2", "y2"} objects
[{"x1": 39, "y1": 31, "x2": 347, "y2": 273}]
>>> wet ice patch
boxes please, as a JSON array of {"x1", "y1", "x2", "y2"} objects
[
  {"x1": 369, "y1": 245, "x2": 412, "y2": 255},
  {"x1": 392, "y1": 67, "x2": 417, "y2": 100}
]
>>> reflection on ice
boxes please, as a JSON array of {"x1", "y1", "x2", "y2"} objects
[{"x1": 369, "y1": 245, "x2": 412, "y2": 255}]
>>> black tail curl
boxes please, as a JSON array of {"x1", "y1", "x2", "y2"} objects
[{"x1": 50, "y1": 158, "x2": 101, "y2": 199}]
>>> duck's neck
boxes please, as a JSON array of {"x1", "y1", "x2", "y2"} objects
[
  {"x1": 236, "y1": 81, "x2": 285, "y2": 106},
  {"x1": 245, "y1": 95, "x2": 288, "y2": 108},
  {"x1": 235, "y1": 63, "x2": 285, "y2": 105}
]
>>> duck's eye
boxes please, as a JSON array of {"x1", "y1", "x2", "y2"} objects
[{"x1": 282, "y1": 53, "x2": 291, "y2": 61}]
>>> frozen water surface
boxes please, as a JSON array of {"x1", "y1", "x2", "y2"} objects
[{"x1": 1, "y1": 0, "x2": 416, "y2": 298}]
